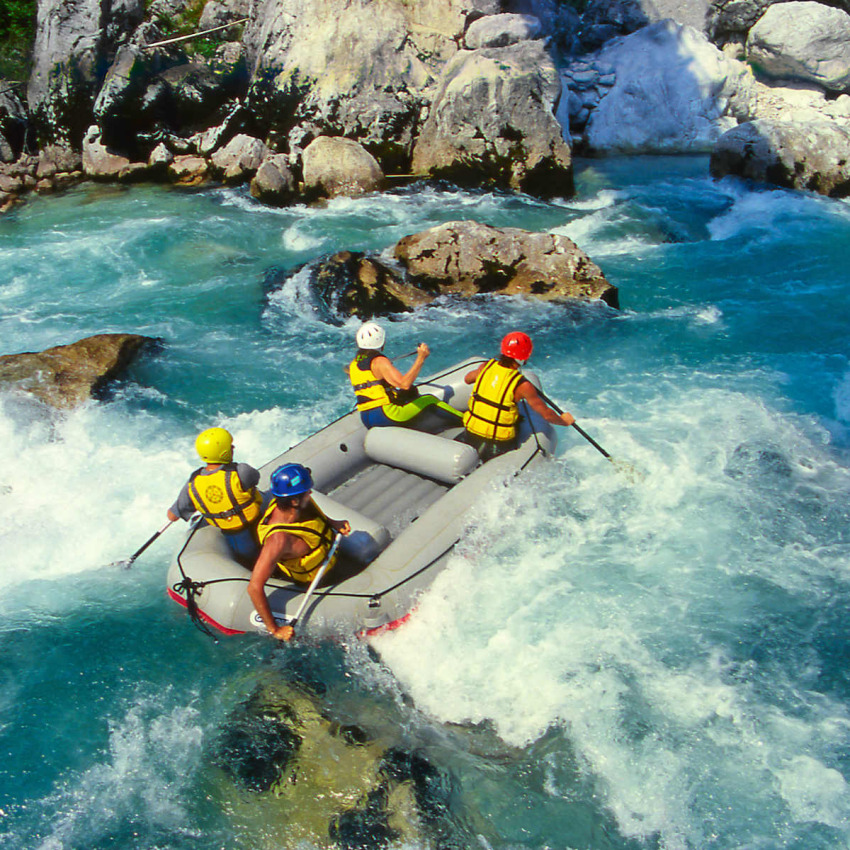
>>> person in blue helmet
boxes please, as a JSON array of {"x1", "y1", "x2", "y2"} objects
[
  {"x1": 249, "y1": 463, "x2": 351, "y2": 641},
  {"x1": 347, "y1": 321, "x2": 463, "y2": 431}
]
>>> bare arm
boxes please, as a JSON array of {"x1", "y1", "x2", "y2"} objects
[
  {"x1": 248, "y1": 532, "x2": 310, "y2": 640},
  {"x1": 372, "y1": 343, "x2": 430, "y2": 390},
  {"x1": 464, "y1": 364, "x2": 485, "y2": 384},
  {"x1": 515, "y1": 381, "x2": 575, "y2": 426}
]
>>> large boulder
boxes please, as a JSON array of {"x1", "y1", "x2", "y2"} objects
[
  {"x1": 746, "y1": 2, "x2": 850, "y2": 92},
  {"x1": 302, "y1": 136, "x2": 384, "y2": 199},
  {"x1": 311, "y1": 251, "x2": 432, "y2": 317},
  {"x1": 242, "y1": 0, "x2": 498, "y2": 171},
  {"x1": 250, "y1": 153, "x2": 297, "y2": 204},
  {"x1": 411, "y1": 41, "x2": 573, "y2": 197},
  {"x1": 209, "y1": 133, "x2": 269, "y2": 183},
  {"x1": 27, "y1": 0, "x2": 146, "y2": 146},
  {"x1": 0, "y1": 333, "x2": 157, "y2": 409},
  {"x1": 573, "y1": 20, "x2": 755, "y2": 153},
  {"x1": 464, "y1": 14, "x2": 543, "y2": 49},
  {"x1": 710, "y1": 118, "x2": 850, "y2": 195},
  {"x1": 394, "y1": 220, "x2": 618, "y2": 307}
]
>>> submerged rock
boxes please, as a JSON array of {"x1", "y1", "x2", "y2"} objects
[
  {"x1": 0, "y1": 333, "x2": 157, "y2": 409},
  {"x1": 211, "y1": 679, "x2": 457, "y2": 849}
]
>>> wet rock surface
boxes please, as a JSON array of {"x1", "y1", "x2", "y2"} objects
[{"x1": 0, "y1": 333, "x2": 158, "y2": 409}]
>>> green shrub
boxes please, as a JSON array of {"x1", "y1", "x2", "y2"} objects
[{"x1": 0, "y1": 0, "x2": 36, "y2": 80}]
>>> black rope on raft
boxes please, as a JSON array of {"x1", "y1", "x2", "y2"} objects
[{"x1": 171, "y1": 576, "x2": 220, "y2": 642}]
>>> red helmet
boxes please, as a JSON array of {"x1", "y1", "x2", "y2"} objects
[{"x1": 501, "y1": 331, "x2": 533, "y2": 362}]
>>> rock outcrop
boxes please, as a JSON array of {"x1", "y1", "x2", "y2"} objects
[
  {"x1": 302, "y1": 136, "x2": 384, "y2": 199},
  {"x1": 412, "y1": 41, "x2": 573, "y2": 197},
  {"x1": 395, "y1": 220, "x2": 618, "y2": 307},
  {"x1": 746, "y1": 2, "x2": 850, "y2": 92},
  {"x1": 566, "y1": 21, "x2": 754, "y2": 153},
  {"x1": 267, "y1": 221, "x2": 617, "y2": 318},
  {"x1": 27, "y1": 0, "x2": 146, "y2": 146},
  {"x1": 709, "y1": 119, "x2": 850, "y2": 196},
  {"x1": 0, "y1": 333, "x2": 157, "y2": 409}
]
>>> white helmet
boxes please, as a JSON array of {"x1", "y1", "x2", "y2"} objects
[{"x1": 356, "y1": 321, "x2": 386, "y2": 350}]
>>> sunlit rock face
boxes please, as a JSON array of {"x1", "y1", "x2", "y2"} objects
[{"x1": 0, "y1": 333, "x2": 157, "y2": 409}]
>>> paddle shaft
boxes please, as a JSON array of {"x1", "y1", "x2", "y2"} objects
[
  {"x1": 536, "y1": 389, "x2": 613, "y2": 461},
  {"x1": 122, "y1": 520, "x2": 175, "y2": 568},
  {"x1": 288, "y1": 534, "x2": 342, "y2": 629}
]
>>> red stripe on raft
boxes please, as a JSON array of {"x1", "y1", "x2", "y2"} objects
[
  {"x1": 166, "y1": 588, "x2": 246, "y2": 636},
  {"x1": 359, "y1": 611, "x2": 413, "y2": 638}
]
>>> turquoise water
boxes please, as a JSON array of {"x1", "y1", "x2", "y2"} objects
[{"x1": 1, "y1": 157, "x2": 850, "y2": 849}]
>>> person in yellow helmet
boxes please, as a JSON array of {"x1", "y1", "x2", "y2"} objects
[
  {"x1": 167, "y1": 427, "x2": 265, "y2": 566},
  {"x1": 461, "y1": 331, "x2": 575, "y2": 461},
  {"x1": 348, "y1": 321, "x2": 463, "y2": 431}
]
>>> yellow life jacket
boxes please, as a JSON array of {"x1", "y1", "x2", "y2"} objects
[
  {"x1": 463, "y1": 359, "x2": 524, "y2": 442},
  {"x1": 188, "y1": 464, "x2": 263, "y2": 533},
  {"x1": 256, "y1": 498, "x2": 338, "y2": 583},
  {"x1": 349, "y1": 351, "x2": 391, "y2": 411}
]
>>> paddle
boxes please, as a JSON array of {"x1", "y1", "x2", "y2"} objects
[
  {"x1": 537, "y1": 389, "x2": 643, "y2": 481},
  {"x1": 284, "y1": 533, "x2": 343, "y2": 636},
  {"x1": 110, "y1": 519, "x2": 175, "y2": 569}
]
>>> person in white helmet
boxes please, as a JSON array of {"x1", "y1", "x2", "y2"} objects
[{"x1": 347, "y1": 321, "x2": 463, "y2": 430}]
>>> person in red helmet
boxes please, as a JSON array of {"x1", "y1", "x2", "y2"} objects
[{"x1": 461, "y1": 331, "x2": 575, "y2": 460}]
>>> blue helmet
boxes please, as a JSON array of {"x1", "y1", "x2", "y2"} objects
[{"x1": 270, "y1": 463, "x2": 313, "y2": 498}]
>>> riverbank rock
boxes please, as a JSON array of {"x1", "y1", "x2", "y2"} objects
[
  {"x1": 302, "y1": 136, "x2": 384, "y2": 199},
  {"x1": 746, "y1": 2, "x2": 850, "y2": 92},
  {"x1": 27, "y1": 0, "x2": 146, "y2": 146},
  {"x1": 567, "y1": 20, "x2": 755, "y2": 153},
  {"x1": 0, "y1": 84, "x2": 28, "y2": 163},
  {"x1": 394, "y1": 220, "x2": 618, "y2": 306},
  {"x1": 710, "y1": 118, "x2": 850, "y2": 195},
  {"x1": 250, "y1": 153, "x2": 297, "y2": 204},
  {"x1": 411, "y1": 41, "x2": 573, "y2": 197},
  {"x1": 209, "y1": 133, "x2": 269, "y2": 183},
  {"x1": 0, "y1": 333, "x2": 157, "y2": 409},
  {"x1": 242, "y1": 0, "x2": 491, "y2": 173}
]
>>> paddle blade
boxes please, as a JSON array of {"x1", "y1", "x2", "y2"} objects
[{"x1": 608, "y1": 456, "x2": 645, "y2": 483}]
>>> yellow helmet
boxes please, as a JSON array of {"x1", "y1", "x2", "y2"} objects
[{"x1": 195, "y1": 427, "x2": 233, "y2": 463}]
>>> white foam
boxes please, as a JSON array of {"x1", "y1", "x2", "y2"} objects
[
  {"x1": 372, "y1": 384, "x2": 850, "y2": 847},
  {"x1": 34, "y1": 694, "x2": 203, "y2": 850}
]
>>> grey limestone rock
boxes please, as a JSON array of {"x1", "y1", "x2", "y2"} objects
[{"x1": 710, "y1": 118, "x2": 850, "y2": 195}]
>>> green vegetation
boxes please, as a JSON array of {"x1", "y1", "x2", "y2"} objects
[
  {"x1": 150, "y1": 0, "x2": 243, "y2": 59},
  {"x1": 0, "y1": 0, "x2": 36, "y2": 81}
]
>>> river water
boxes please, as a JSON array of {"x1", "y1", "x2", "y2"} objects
[{"x1": 1, "y1": 157, "x2": 849, "y2": 849}]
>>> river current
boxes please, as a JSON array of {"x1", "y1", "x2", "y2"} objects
[{"x1": 1, "y1": 156, "x2": 849, "y2": 849}]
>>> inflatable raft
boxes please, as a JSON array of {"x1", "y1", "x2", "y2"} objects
[{"x1": 166, "y1": 358, "x2": 557, "y2": 638}]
